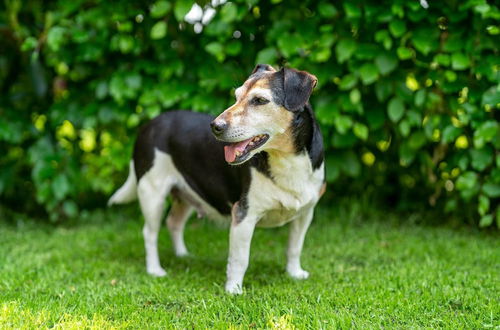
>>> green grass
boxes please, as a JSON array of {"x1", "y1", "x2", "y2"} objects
[{"x1": 0, "y1": 200, "x2": 498, "y2": 329}]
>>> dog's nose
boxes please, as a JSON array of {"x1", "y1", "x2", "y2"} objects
[{"x1": 210, "y1": 120, "x2": 227, "y2": 136}]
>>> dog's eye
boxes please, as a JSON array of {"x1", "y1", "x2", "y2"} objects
[{"x1": 251, "y1": 97, "x2": 269, "y2": 106}]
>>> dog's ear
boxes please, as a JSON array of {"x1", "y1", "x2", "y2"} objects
[
  {"x1": 282, "y1": 67, "x2": 318, "y2": 112},
  {"x1": 251, "y1": 64, "x2": 276, "y2": 74}
]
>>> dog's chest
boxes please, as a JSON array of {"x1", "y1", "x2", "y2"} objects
[{"x1": 248, "y1": 154, "x2": 324, "y2": 227}]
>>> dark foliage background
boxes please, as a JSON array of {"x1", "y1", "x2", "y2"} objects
[{"x1": 0, "y1": 0, "x2": 499, "y2": 226}]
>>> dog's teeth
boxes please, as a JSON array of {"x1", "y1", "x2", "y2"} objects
[{"x1": 249, "y1": 141, "x2": 254, "y2": 146}]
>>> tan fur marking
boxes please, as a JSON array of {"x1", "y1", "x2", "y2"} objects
[
  {"x1": 223, "y1": 77, "x2": 271, "y2": 120},
  {"x1": 319, "y1": 182, "x2": 326, "y2": 197},
  {"x1": 264, "y1": 106, "x2": 295, "y2": 153}
]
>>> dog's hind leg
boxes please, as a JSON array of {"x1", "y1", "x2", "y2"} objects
[
  {"x1": 137, "y1": 176, "x2": 173, "y2": 277},
  {"x1": 166, "y1": 198, "x2": 192, "y2": 257}
]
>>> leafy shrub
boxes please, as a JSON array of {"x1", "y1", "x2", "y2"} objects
[{"x1": 0, "y1": 0, "x2": 498, "y2": 226}]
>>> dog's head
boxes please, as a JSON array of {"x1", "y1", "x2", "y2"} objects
[{"x1": 211, "y1": 64, "x2": 317, "y2": 165}]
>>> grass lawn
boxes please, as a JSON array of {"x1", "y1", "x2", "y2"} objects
[{"x1": 0, "y1": 200, "x2": 498, "y2": 328}]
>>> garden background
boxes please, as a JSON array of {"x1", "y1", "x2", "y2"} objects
[
  {"x1": 1, "y1": 0, "x2": 499, "y2": 226},
  {"x1": 0, "y1": 0, "x2": 499, "y2": 327}
]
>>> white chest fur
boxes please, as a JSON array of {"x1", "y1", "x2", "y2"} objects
[{"x1": 246, "y1": 152, "x2": 324, "y2": 227}]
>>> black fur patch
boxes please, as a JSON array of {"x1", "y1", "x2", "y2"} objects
[
  {"x1": 291, "y1": 104, "x2": 324, "y2": 170},
  {"x1": 132, "y1": 111, "x2": 269, "y2": 216},
  {"x1": 270, "y1": 68, "x2": 317, "y2": 112},
  {"x1": 268, "y1": 69, "x2": 324, "y2": 170}
]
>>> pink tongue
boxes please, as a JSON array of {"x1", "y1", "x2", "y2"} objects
[{"x1": 224, "y1": 138, "x2": 253, "y2": 163}]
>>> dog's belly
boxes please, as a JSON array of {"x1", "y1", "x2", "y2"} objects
[
  {"x1": 172, "y1": 184, "x2": 230, "y2": 224},
  {"x1": 257, "y1": 207, "x2": 303, "y2": 228}
]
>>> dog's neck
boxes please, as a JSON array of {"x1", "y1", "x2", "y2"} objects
[
  {"x1": 264, "y1": 103, "x2": 323, "y2": 176},
  {"x1": 251, "y1": 103, "x2": 323, "y2": 183}
]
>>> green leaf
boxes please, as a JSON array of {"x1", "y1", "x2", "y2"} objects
[
  {"x1": 353, "y1": 122, "x2": 368, "y2": 140},
  {"x1": 479, "y1": 214, "x2": 493, "y2": 228},
  {"x1": 63, "y1": 200, "x2": 78, "y2": 218},
  {"x1": 350, "y1": 89, "x2": 361, "y2": 104},
  {"x1": 339, "y1": 74, "x2": 358, "y2": 90},
  {"x1": 399, "y1": 142, "x2": 416, "y2": 167},
  {"x1": 375, "y1": 30, "x2": 392, "y2": 50},
  {"x1": 434, "y1": 54, "x2": 450, "y2": 66},
  {"x1": 334, "y1": 115, "x2": 353, "y2": 134},
  {"x1": 445, "y1": 199, "x2": 458, "y2": 213},
  {"x1": 205, "y1": 42, "x2": 225, "y2": 62},
  {"x1": 387, "y1": 97, "x2": 405, "y2": 122},
  {"x1": 482, "y1": 86, "x2": 500, "y2": 107},
  {"x1": 412, "y1": 28, "x2": 438, "y2": 55},
  {"x1": 220, "y1": 3, "x2": 238, "y2": 23},
  {"x1": 335, "y1": 39, "x2": 357, "y2": 63},
  {"x1": 470, "y1": 147, "x2": 493, "y2": 171},
  {"x1": 225, "y1": 41, "x2": 242, "y2": 56},
  {"x1": 312, "y1": 47, "x2": 332, "y2": 63},
  {"x1": 47, "y1": 26, "x2": 66, "y2": 51},
  {"x1": 456, "y1": 172, "x2": 478, "y2": 191},
  {"x1": 451, "y1": 53, "x2": 470, "y2": 70},
  {"x1": 482, "y1": 183, "x2": 500, "y2": 198},
  {"x1": 256, "y1": 47, "x2": 278, "y2": 65},
  {"x1": 359, "y1": 63, "x2": 379, "y2": 85},
  {"x1": 375, "y1": 53, "x2": 398, "y2": 75},
  {"x1": 478, "y1": 195, "x2": 490, "y2": 216},
  {"x1": 397, "y1": 47, "x2": 412, "y2": 60},
  {"x1": 174, "y1": 1, "x2": 192, "y2": 21},
  {"x1": 442, "y1": 125, "x2": 461, "y2": 143},
  {"x1": 399, "y1": 119, "x2": 410, "y2": 137},
  {"x1": 150, "y1": 21, "x2": 167, "y2": 40},
  {"x1": 474, "y1": 120, "x2": 499, "y2": 148},
  {"x1": 444, "y1": 70, "x2": 457, "y2": 82},
  {"x1": 414, "y1": 89, "x2": 426, "y2": 107},
  {"x1": 52, "y1": 174, "x2": 70, "y2": 201},
  {"x1": 408, "y1": 131, "x2": 426, "y2": 149},
  {"x1": 151, "y1": 1, "x2": 171, "y2": 18},
  {"x1": 318, "y1": 2, "x2": 338, "y2": 18},
  {"x1": 21, "y1": 36, "x2": 38, "y2": 51},
  {"x1": 118, "y1": 35, "x2": 134, "y2": 53},
  {"x1": 389, "y1": 20, "x2": 406, "y2": 37},
  {"x1": 343, "y1": 3, "x2": 361, "y2": 19},
  {"x1": 277, "y1": 34, "x2": 302, "y2": 57},
  {"x1": 95, "y1": 82, "x2": 108, "y2": 100}
]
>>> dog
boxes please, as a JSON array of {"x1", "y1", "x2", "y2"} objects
[{"x1": 108, "y1": 64, "x2": 325, "y2": 294}]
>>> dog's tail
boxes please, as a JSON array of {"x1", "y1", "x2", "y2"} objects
[{"x1": 108, "y1": 161, "x2": 138, "y2": 206}]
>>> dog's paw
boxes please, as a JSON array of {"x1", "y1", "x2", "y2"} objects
[
  {"x1": 225, "y1": 282, "x2": 243, "y2": 295},
  {"x1": 147, "y1": 267, "x2": 167, "y2": 277},
  {"x1": 175, "y1": 250, "x2": 190, "y2": 258},
  {"x1": 287, "y1": 268, "x2": 310, "y2": 280}
]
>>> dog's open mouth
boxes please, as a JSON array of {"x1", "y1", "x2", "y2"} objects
[{"x1": 224, "y1": 134, "x2": 269, "y2": 164}]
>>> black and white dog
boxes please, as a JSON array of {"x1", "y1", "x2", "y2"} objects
[{"x1": 109, "y1": 64, "x2": 325, "y2": 294}]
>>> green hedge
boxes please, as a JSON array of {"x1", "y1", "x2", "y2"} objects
[{"x1": 0, "y1": 0, "x2": 499, "y2": 225}]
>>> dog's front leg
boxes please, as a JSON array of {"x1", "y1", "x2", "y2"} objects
[
  {"x1": 225, "y1": 202, "x2": 259, "y2": 294},
  {"x1": 286, "y1": 205, "x2": 315, "y2": 279}
]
